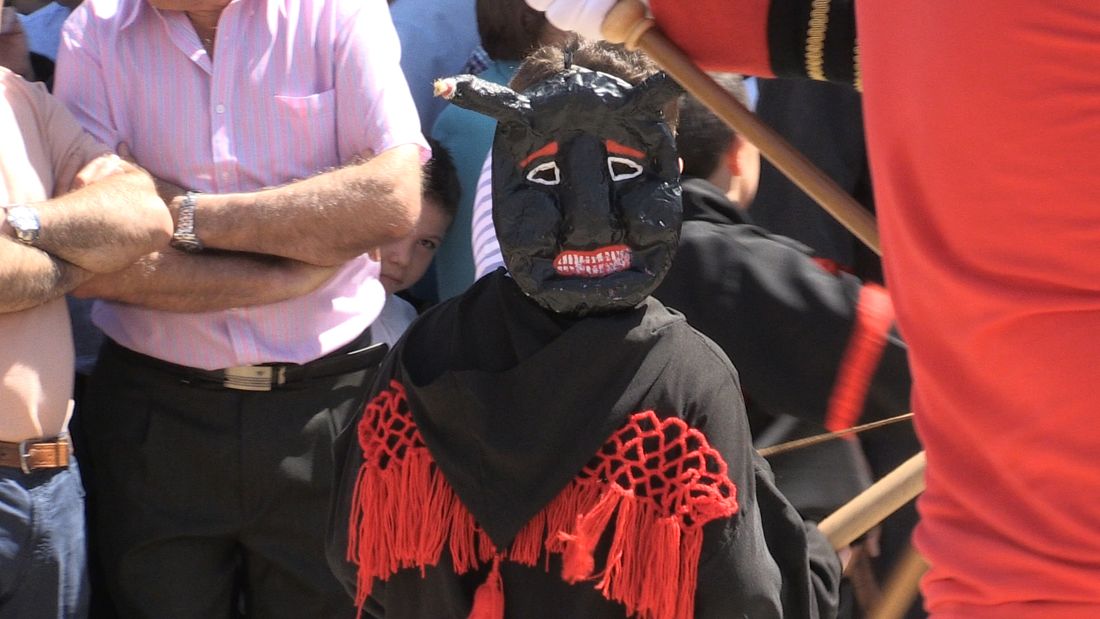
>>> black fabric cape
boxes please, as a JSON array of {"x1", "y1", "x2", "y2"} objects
[{"x1": 327, "y1": 271, "x2": 839, "y2": 618}]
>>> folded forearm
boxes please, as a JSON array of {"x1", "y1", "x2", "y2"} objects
[
  {"x1": 36, "y1": 164, "x2": 172, "y2": 273},
  {"x1": 194, "y1": 144, "x2": 422, "y2": 266},
  {"x1": 72, "y1": 249, "x2": 337, "y2": 312},
  {"x1": 0, "y1": 241, "x2": 92, "y2": 313}
]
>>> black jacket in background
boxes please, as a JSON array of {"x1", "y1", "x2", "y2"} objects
[{"x1": 654, "y1": 177, "x2": 911, "y2": 435}]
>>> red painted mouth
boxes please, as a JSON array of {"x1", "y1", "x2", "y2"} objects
[{"x1": 553, "y1": 244, "x2": 632, "y2": 277}]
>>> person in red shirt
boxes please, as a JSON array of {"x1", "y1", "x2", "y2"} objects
[{"x1": 528, "y1": 1, "x2": 1100, "y2": 617}]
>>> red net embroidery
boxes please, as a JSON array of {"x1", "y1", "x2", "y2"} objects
[
  {"x1": 356, "y1": 381, "x2": 423, "y2": 469},
  {"x1": 577, "y1": 409, "x2": 737, "y2": 529},
  {"x1": 347, "y1": 383, "x2": 740, "y2": 619}
]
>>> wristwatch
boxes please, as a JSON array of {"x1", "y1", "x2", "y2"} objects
[
  {"x1": 5, "y1": 204, "x2": 41, "y2": 245},
  {"x1": 169, "y1": 191, "x2": 204, "y2": 253}
]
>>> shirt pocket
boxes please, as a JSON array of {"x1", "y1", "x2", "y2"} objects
[
  {"x1": 267, "y1": 89, "x2": 339, "y2": 176},
  {"x1": 273, "y1": 89, "x2": 336, "y2": 120}
]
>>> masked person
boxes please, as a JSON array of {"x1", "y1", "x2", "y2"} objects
[{"x1": 327, "y1": 40, "x2": 841, "y2": 619}]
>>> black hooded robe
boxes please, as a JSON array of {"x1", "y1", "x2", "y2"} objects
[{"x1": 328, "y1": 271, "x2": 840, "y2": 619}]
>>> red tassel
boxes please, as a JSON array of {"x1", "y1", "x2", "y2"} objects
[
  {"x1": 560, "y1": 488, "x2": 624, "y2": 583},
  {"x1": 468, "y1": 554, "x2": 505, "y2": 619}
]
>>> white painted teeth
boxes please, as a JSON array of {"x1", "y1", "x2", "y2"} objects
[{"x1": 553, "y1": 247, "x2": 631, "y2": 277}]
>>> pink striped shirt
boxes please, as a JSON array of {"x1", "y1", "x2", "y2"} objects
[{"x1": 54, "y1": 0, "x2": 426, "y2": 369}]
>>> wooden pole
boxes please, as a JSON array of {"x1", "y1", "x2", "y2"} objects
[
  {"x1": 870, "y1": 544, "x2": 929, "y2": 619},
  {"x1": 601, "y1": 0, "x2": 881, "y2": 254},
  {"x1": 819, "y1": 451, "x2": 926, "y2": 550}
]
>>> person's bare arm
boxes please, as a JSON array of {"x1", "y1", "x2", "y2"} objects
[
  {"x1": 0, "y1": 239, "x2": 92, "y2": 313},
  {"x1": 72, "y1": 249, "x2": 340, "y2": 313},
  {"x1": 0, "y1": 153, "x2": 169, "y2": 313},
  {"x1": 167, "y1": 144, "x2": 423, "y2": 267},
  {"x1": 24, "y1": 156, "x2": 173, "y2": 274}
]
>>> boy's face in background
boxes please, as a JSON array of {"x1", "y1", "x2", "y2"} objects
[{"x1": 379, "y1": 197, "x2": 452, "y2": 295}]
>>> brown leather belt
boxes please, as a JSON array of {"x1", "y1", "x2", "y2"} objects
[{"x1": 0, "y1": 435, "x2": 71, "y2": 473}]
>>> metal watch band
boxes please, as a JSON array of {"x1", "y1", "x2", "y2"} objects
[{"x1": 170, "y1": 191, "x2": 204, "y2": 252}]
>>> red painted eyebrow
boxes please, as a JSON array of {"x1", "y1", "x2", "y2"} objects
[
  {"x1": 605, "y1": 139, "x2": 645, "y2": 159},
  {"x1": 520, "y1": 142, "x2": 559, "y2": 168}
]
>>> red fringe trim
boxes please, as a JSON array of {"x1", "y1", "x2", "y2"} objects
[
  {"x1": 825, "y1": 283, "x2": 896, "y2": 432},
  {"x1": 348, "y1": 386, "x2": 739, "y2": 619}
]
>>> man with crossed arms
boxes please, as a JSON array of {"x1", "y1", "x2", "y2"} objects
[
  {"x1": 0, "y1": 61, "x2": 170, "y2": 616},
  {"x1": 55, "y1": 0, "x2": 425, "y2": 614}
]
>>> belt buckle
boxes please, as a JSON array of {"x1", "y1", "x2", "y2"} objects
[
  {"x1": 17, "y1": 439, "x2": 33, "y2": 474},
  {"x1": 223, "y1": 366, "x2": 286, "y2": 392}
]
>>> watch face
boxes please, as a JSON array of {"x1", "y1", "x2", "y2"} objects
[{"x1": 7, "y1": 205, "x2": 41, "y2": 244}]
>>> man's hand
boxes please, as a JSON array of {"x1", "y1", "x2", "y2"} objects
[
  {"x1": 526, "y1": 0, "x2": 617, "y2": 40},
  {"x1": 69, "y1": 153, "x2": 127, "y2": 192}
]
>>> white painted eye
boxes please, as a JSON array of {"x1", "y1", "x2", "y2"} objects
[
  {"x1": 608, "y1": 156, "x2": 644, "y2": 181},
  {"x1": 526, "y1": 161, "x2": 560, "y2": 185}
]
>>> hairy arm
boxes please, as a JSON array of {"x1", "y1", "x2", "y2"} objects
[
  {"x1": 176, "y1": 144, "x2": 422, "y2": 267},
  {"x1": 0, "y1": 239, "x2": 92, "y2": 313},
  {"x1": 27, "y1": 156, "x2": 173, "y2": 273},
  {"x1": 0, "y1": 154, "x2": 169, "y2": 313},
  {"x1": 72, "y1": 249, "x2": 340, "y2": 313}
]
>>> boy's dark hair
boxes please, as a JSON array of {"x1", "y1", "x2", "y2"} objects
[
  {"x1": 676, "y1": 73, "x2": 748, "y2": 179},
  {"x1": 424, "y1": 137, "x2": 460, "y2": 222},
  {"x1": 476, "y1": 0, "x2": 549, "y2": 61},
  {"x1": 510, "y1": 40, "x2": 680, "y2": 130}
]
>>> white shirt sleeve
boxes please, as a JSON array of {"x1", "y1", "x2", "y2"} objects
[{"x1": 471, "y1": 151, "x2": 506, "y2": 279}]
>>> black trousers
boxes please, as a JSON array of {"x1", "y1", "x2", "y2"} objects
[{"x1": 79, "y1": 333, "x2": 377, "y2": 619}]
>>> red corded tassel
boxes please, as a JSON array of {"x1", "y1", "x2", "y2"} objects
[
  {"x1": 560, "y1": 488, "x2": 624, "y2": 583},
  {"x1": 468, "y1": 554, "x2": 505, "y2": 619}
]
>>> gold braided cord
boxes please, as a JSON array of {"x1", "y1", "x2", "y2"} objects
[
  {"x1": 805, "y1": 0, "x2": 831, "y2": 81},
  {"x1": 854, "y1": 43, "x2": 862, "y2": 92}
]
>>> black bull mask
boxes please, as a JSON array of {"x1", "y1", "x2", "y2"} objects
[{"x1": 439, "y1": 66, "x2": 683, "y2": 316}]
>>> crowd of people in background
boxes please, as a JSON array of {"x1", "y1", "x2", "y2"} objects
[{"x1": 9, "y1": 0, "x2": 1095, "y2": 617}]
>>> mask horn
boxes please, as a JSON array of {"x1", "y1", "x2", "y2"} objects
[
  {"x1": 623, "y1": 72, "x2": 683, "y2": 115},
  {"x1": 434, "y1": 75, "x2": 531, "y2": 125}
]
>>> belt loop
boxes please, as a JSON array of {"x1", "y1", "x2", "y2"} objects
[{"x1": 55, "y1": 435, "x2": 67, "y2": 468}]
